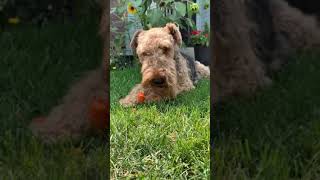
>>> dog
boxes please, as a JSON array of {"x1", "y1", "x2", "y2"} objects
[
  {"x1": 29, "y1": 0, "x2": 109, "y2": 143},
  {"x1": 119, "y1": 23, "x2": 210, "y2": 107},
  {"x1": 212, "y1": 0, "x2": 320, "y2": 103}
]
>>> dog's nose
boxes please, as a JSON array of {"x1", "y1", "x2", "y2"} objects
[{"x1": 151, "y1": 77, "x2": 166, "y2": 86}]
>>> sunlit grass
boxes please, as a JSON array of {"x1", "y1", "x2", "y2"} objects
[{"x1": 110, "y1": 67, "x2": 210, "y2": 178}]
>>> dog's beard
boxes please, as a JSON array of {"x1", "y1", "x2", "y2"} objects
[{"x1": 141, "y1": 68, "x2": 177, "y2": 100}]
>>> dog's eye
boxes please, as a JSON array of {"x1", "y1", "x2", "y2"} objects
[
  {"x1": 142, "y1": 52, "x2": 151, "y2": 56},
  {"x1": 160, "y1": 46, "x2": 169, "y2": 53}
]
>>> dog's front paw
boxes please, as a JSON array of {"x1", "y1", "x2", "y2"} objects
[
  {"x1": 29, "y1": 116, "x2": 65, "y2": 144},
  {"x1": 119, "y1": 97, "x2": 136, "y2": 107}
]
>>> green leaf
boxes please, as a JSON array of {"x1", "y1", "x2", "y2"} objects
[
  {"x1": 162, "y1": 0, "x2": 174, "y2": 6},
  {"x1": 110, "y1": 27, "x2": 118, "y2": 32},
  {"x1": 147, "y1": 23, "x2": 153, "y2": 29},
  {"x1": 143, "y1": 0, "x2": 152, "y2": 10},
  {"x1": 165, "y1": 0, "x2": 174, "y2": 3},
  {"x1": 147, "y1": 9, "x2": 163, "y2": 28},
  {"x1": 178, "y1": 22, "x2": 186, "y2": 30},
  {"x1": 115, "y1": 6, "x2": 126, "y2": 14},
  {"x1": 185, "y1": 18, "x2": 195, "y2": 29},
  {"x1": 167, "y1": 14, "x2": 177, "y2": 22},
  {"x1": 110, "y1": 7, "x2": 116, "y2": 14},
  {"x1": 133, "y1": 0, "x2": 142, "y2": 7},
  {"x1": 175, "y1": 2, "x2": 186, "y2": 17}
]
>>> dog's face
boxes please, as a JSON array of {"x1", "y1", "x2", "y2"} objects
[{"x1": 131, "y1": 23, "x2": 182, "y2": 99}]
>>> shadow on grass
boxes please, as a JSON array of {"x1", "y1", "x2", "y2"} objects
[
  {"x1": 213, "y1": 51, "x2": 320, "y2": 178},
  {"x1": 0, "y1": 20, "x2": 108, "y2": 178}
]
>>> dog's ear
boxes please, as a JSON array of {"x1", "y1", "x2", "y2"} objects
[
  {"x1": 164, "y1": 23, "x2": 182, "y2": 46},
  {"x1": 130, "y1": 30, "x2": 143, "y2": 53}
]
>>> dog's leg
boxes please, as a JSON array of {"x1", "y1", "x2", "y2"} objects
[
  {"x1": 195, "y1": 61, "x2": 210, "y2": 79},
  {"x1": 119, "y1": 84, "x2": 144, "y2": 107},
  {"x1": 119, "y1": 84, "x2": 168, "y2": 107},
  {"x1": 30, "y1": 68, "x2": 106, "y2": 143}
]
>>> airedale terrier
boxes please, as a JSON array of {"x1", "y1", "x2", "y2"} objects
[
  {"x1": 212, "y1": 0, "x2": 320, "y2": 103},
  {"x1": 119, "y1": 23, "x2": 210, "y2": 107},
  {"x1": 29, "y1": 0, "x2": 109, "y2": 143}
]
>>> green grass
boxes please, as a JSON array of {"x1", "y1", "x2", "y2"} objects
[
  {"x1": 213, "y1": 52, "x2": 320, "y2": 179},
  {"x1": 0, "y1": 21, "x2": 108, "y2": 179},
  {"x1": 110, "y1": 66, "x2": 210, "y2": 178}
]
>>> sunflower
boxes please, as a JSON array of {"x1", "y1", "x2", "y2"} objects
[
  {"x1": 127, "y1": 2, "x2": 137, "y2": 15},
  {"x1": 8, "y1": 17, "x2": 20, "y2": 24}
]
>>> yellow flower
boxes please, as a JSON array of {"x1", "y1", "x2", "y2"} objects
[
  {"x1": 8, "y1": 17, "x2": 20, "y2": 24},
  {"x1": 127, "y1": 2, "x2": 137, "y2": 15}
]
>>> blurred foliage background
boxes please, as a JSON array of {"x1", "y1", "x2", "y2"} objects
[{"x1": 0, "y1": 0, "x2": 101, "y2": 26}]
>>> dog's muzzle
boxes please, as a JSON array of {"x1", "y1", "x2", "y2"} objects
[
  {"x1": 151, "y1": 76, "x2": 166, "y2": 87},
  {"x1": 142, "y1": 68, "x2": 168, "y2": 88}
]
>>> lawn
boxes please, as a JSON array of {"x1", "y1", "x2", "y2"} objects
[
  {"x1": 0, "y1": 20, "x2": 108, "y2": 179},
  {"x1": 110, "y1": 66, "x2": 210, "y2": 178},
  {"x1": 213, "y1": 51, "x2": 320, "y2": 179}
]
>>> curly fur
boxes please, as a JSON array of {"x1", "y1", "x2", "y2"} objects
[{"x1": 212, "y1": 0, "x2": 320, "y2": 103}]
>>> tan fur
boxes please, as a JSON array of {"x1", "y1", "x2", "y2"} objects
[
  {"x1": 212, "y1": 0, "x2": 320, "y2": 103},
  {"x1": 271, "y1": 0, "x2": 320, "y2": 49},
  {"x1": 212, "y1": 0, "x2": 270, "y2": 102},
  {"x1": 195, "y1": 61, "x2": 210, "y2": 79},
  {"x1": 269, "y1": 0, "x2": 320, "y2": 70},
  {"x1": 29, "y1": 0, "x2": 109, "y2": 143},
  {"x1": 120, "y1": 23, "x2": 210, "y2": 107},
  {"x1": 30, "y1": 70, "x2": 106, "y2": 142}
]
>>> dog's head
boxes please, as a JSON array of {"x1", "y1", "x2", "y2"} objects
[{"x1": 130, "y1": 23, "x2": 182, "y2": 98}]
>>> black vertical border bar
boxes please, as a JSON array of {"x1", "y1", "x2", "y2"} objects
[
  {"x1": 102, "y1": 0, "x2": 110, "y2": 178},
  {"x1": 210, "y1": 0, "x2": 215, "y2": 179}
]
